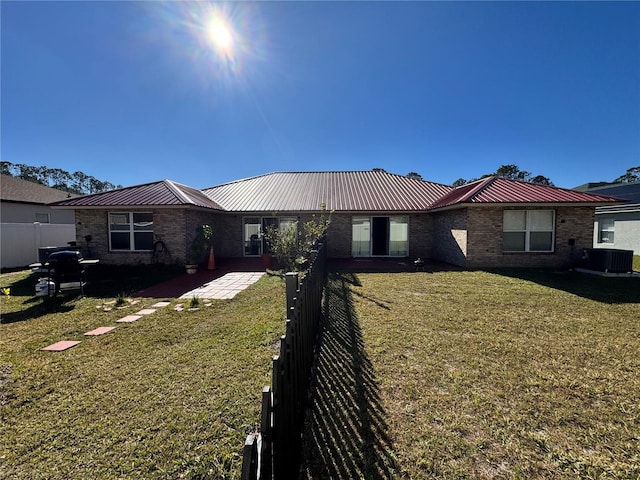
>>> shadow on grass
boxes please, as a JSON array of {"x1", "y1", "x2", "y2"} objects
[
  {"x1": 0, "y1": 298, "x2": 76, "y2": 324},
  {"x1": 299, "y1": 273, "x2": 398, "y2": 479},
  {"x1": 0, "y1": 264, "x2": 184, "y2": 324},
  {"x1": 488, "y1": 268, "x2": 640, "y2": 304}
]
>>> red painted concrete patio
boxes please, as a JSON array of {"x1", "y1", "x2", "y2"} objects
[{"x1": 132, "y1": 257, "x2": 266, "y2": 298}]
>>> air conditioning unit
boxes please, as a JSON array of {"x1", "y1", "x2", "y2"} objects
[{"x1": 582, "y1": 248, "x2": 633, "y2": 273}]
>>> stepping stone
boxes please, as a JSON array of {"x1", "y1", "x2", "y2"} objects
[
  {"x1": 135, "y1": 309, "x2": 156, "y2": 315},
  {"x1": 116, "y1": 315, "x2": 142, "y2": 323},
  {"x1": 152, "y1": 301, "x2": 171, "y2": 308},
  {"x1": 84, "y1": 326, "x2": 116, "y2": 336},
  {"x1": 42, "y1": 340, "x2": 81, "y2": 351}
]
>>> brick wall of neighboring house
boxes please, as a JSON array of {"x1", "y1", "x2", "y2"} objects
[
  {"x1": 429, "y1": 209, "x2": 468, "y2": 267},
  {"x1": 465, "y1": 205, "x2": 596, "y2": 268}
]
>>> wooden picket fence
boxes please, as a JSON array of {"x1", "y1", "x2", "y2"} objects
[{"x1": 241, "y1": 243, "x2": 327, "y2": 480}]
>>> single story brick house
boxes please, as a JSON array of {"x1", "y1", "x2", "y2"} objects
[{"x1": 50, "y1": 170, "x2": 622, "y2": 269}]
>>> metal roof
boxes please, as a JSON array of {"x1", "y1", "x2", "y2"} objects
[
  {"x1": 48, "y1": 172, "x2": 624, "y2": 213},
  {"x1": 50, "y1": 180, "x2": 224, "y2": 210},
  {"x1": 202, "y1": 171, "x2": 454, "y2": 212},
  {"x1": 1, "y1": 174, "x2": 76, "y2": 204},
  {"x1": 578, "y1": 181, "x2": 640, "y2": 204},
  {"x1": 430, "y1": 176, "x2": 624, "y2": 210}
]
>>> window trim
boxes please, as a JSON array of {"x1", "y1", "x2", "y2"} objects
[
  {"x1": 35, "y1": 212, "x2": 50, "y2": 223},
  {"x1": 108, "y1": 212, "x2": 154, "y2": 252},
  {"x1": 503, "y1": 209, "x2": 555, "y2": 253},
  {"x1": 597, "y1": 218, "x2": 615, "y2": 244}
]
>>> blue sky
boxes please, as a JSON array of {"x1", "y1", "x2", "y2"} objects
[{"x1": 2, "y1": 1, "x2": 639, "y2": 189}]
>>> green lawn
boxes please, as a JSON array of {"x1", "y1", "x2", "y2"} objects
[
  {"x1": 634, "y1": 254, "x2": 640, "y2": 272},
  {"x1": 301, "y1": 269, "x2": 640, "y2": 479},
  {"x1": 4, "y1": 266, "x2": 640, "y2": 479},
  {"x1": 0, "y1": 269, "x2": 286, "y2": 479}
]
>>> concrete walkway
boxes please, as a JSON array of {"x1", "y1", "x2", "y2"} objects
[
  {"x1": 179, "y1": 271, "x2": 264, "y2": 299},
  {"x1": 132, "y1": 257, "x2": 266, "y2": 298}
]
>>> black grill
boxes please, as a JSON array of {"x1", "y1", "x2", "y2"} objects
[{"x1": 45, "y1": 250, "x2": 86, "y2": 295}]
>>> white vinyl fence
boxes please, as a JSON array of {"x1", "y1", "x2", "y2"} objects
[{"x1": 1, "y1": 223, "x2": 76, "y2": 269}]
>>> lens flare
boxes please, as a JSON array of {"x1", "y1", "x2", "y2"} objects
[
  {"x1": 207, "y1": 18, "x2": 233, "y2": 52},
  {"x1": 142, "y1": 1, "x2": 269, "y2": 90}
]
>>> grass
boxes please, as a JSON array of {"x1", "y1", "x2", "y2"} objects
[
  {"x1": 300, "y1": 269, "x2": 640, "y2": 479},
  {"x1": 3, "y1": 264, "x2": 639, "y2": 479},
  {"x1": 634, "y1": 254, "x2": 640, "y2": 272},
  {"x1": 0, "y1": 268, "x2": 286, "y2": 479}
]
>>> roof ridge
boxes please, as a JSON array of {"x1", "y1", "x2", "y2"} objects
[
  {"x1": 458, "y1": 175, "x2": 496, "y2": 202},
  {"x1": 202, "y1": 170, "x2": 455, "y2": 191},
  {"x1": 164, "y1": 179, "x2": 196, "y2": 205},
  {"x1": 51, "y1": 178, "x2": 168, "y2": 202}
]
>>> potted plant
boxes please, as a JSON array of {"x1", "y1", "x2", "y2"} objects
[{"x1": 186, "y1": 224, "x2": 213, "y2": 274}]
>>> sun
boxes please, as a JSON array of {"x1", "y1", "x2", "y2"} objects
[{"x1": 207, "y1": 18, "x2": 233, "y2": 53}]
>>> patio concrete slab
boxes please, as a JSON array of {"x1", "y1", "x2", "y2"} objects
[
  {"x1": 116, "y1": 315, "x2": 142, "y2": 323},
  {"x1": 42, "y1": 340, "x2": 81, "y2": 351},
  {"x1": 132, "y1": 257, "x2": 265, "y2": 298},
  {"x1": 152, "y1": 301, "x2": 171, "y2": 308},
  {"x1": 135, "y1": 308, "x2": 157, "y2": 315},
  {"x1": 179, "y1": 272, "x2": 264, "y2": 300},
  {"x1": 84, "y1": 326, "x2": 116, "y2": 336}
]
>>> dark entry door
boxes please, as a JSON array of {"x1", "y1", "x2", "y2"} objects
[{"x1": 371, "y1": 217, "x2": 389, "y2": 256}]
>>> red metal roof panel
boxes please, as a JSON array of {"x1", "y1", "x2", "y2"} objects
[
  {"x1": 202, "y1": 171, "x2": 454, "y2": 212},
  {"x1": 430, "y1": 176, "x2": 624, "y2": 209},
  {"x1": 50, "y1": 180, "x2": 224, "y2": 210}
]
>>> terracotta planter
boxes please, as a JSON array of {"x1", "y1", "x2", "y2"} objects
[{"x1": 207, "y1": 246, "x2": 216, "y2": 270}]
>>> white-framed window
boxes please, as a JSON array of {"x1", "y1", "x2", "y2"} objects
[
  {"x1": 35, "y1": 212, "x2": 50, "y2": 223},
  {"x1": 503, "y1": 210, "x2": 555, "y2": 252},
  {"x1": 598, "y1": 218, "x2": 615, "y2": 244},
  {"x1": 109, "y1": 212, "x2": 154, "y2": 251}
]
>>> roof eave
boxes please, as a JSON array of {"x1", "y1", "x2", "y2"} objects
[
  {"x1": 50, "y1": 204, "x2": 224, "y2": 211},
  {"x1": 428, "y1": 201, "x2": 621, "y2": 212}
]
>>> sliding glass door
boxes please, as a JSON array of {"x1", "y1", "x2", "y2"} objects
[
  {"x1": 352, "y1": 217, "x2": 371, "y2": 256},
  {"x1": 244, "y1": 216, "x2": 298, "y2": 256},
  {"x1": 352, "y1": 216, "x2": 408, "y2": 257}
]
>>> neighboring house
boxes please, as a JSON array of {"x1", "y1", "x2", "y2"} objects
[
  {"x1": 50, "y1": 170, "x2": 622, "y2": 269},
  {"x1": 1, "y1": 174, "x2": 76, "y2": 224},
  {"x1": 1, "y1": 175, "x2": 77, "y2": 268},
  {"x1": 575, "y1": 181, "x2": 640, "y2": 255}
]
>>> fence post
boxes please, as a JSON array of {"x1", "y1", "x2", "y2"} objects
[
  {"x1": 241, "y1": 434, "x2": 258, "y2": 480},
  {"x1": 285, "y1": 272, "x2": 299, "y2": 319},
  {"x1": 260, "y1": 386, "x2": 273, "y2": 480}
]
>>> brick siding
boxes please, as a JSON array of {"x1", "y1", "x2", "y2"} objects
[
  {"x1": 74, "y1": 205, "x2": 597, "y2": 268},
  {"x1": 430, "y1": 209, "x2": 468, "y2": 267},
  {"x1": 465, "y1": 206, "x2": 595, "y2": 268}
]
